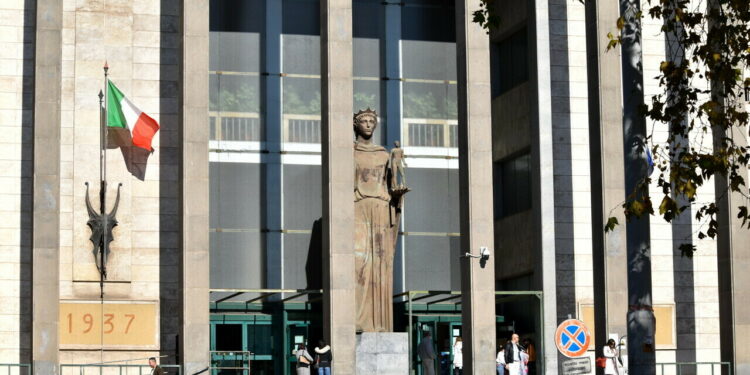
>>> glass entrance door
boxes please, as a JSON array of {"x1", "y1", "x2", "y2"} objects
[{"x1": 287, "y1": 323, "x2": 309, "y2": 374}]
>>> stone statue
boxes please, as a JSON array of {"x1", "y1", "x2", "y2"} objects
[
  {"x1": 390, "y1": 141, "x2": 407, "y2": 189},
  {"x1": 353, "y1": 108, "x2": 408, "y2": 332}
]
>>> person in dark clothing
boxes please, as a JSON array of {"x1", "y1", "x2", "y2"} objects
[
  {"x1": 315, "y1": 339, "x2": 333, "y2": 375},
  {"x1": 148, "y1": 357, "x2": 164, "y2": 375},
  {"x1": 504, "y1": 334, "x2": 525, "y2": 375}
]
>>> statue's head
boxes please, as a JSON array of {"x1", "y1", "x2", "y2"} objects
[
  {"x1": 394, "y1": 140, "x2": 400, "y2": 148},
  {"x1": 354, "y1": 108, "x2": 378, "y2": 140}
]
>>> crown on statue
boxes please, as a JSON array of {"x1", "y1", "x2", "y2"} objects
[{"x1": 354, "y1": 107, "x2": 378, "y2": 122}]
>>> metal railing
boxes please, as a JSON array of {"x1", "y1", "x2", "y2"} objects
[
  {"x1": 655, "y1": 362, "x2": 731, "y2": 375},
  {"x1": 209, "y1": 112, "x2": 262, "y2": 142},
  {"x1": 60, "y1": 364, "x2": 182, "y2": 375},
  {"x1": 0, "y1": 364, "x2": 30, "y2": 375},
  {"x1": 402, "y1": 118, "x2": 458, "y2": 148}
]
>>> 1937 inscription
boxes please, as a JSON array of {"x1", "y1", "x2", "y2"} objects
[{"x1": 59, "y1": 301, "x2": 158, "y2": 349}]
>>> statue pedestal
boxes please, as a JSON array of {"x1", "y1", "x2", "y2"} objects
[{"x1": 356, "y1": 332, "x2": 409, "y2": 375}]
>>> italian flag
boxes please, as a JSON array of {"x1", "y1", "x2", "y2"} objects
[{"x1": 106, "y1": 80, "x2": 160, "y2": 151}]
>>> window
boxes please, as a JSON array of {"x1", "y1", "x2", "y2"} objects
[
  {"x1": 401, "y1": 2, "x2": 458, "y2": 148},
  {"x1": 493, "y1": 152, "x2": 532, "y2": 219},
  {"x1": 491, "y1": 27, "x2": 529, "y2": 97}
]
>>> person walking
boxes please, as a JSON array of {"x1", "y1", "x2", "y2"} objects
[
  {"x1": 504, "y1": 334, "x2": 524, "y2": 375},
  {"x1": 314, "y1": 340, "x2": 332, "y2": 375},
  {"x1": 452, "y1": 337, "x2": 463, "y2": 375},
  {"x1": 418, "y1": 331, "x2": 436, "y2": 375},
  {"x1": 496, "y1": 343, "x2": 506, "y2": 375},
  {"x1": 522, "y1": 338, "x2": 536, "y2": 375},
  {"x1": 603, "y1": 339, "x2": 620, "y2": 375},
  {"x1": 147, "y1": 357, "x2": 164, "y2": 375},
  {"x1": 294, "y1": 343, "x2": 314, "y2": 375}
]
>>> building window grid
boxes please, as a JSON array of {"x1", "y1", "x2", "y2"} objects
[
  {"x1": 494, "y1": 152, "x2": 532, "y2": 219},
  {"x1": 209, "y1": 0, "x2": 461, "y2": 291}
]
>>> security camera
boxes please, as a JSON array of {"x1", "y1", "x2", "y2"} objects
[
  {"x1": 479, "y1": 247, "x2": 490, "y2": 261},
  {"x1": 464, "y1": 247, "x2": 491, "y2": 261}
]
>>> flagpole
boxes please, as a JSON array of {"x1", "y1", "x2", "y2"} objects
[
  {"x1": 98, "y1": 61, "x2": 109, "y2": 363},
  {"x1": 101, "y1": 62, "x2": 109, "y2": 293}
]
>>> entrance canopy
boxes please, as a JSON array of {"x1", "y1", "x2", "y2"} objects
[{"x1": 210, "y1": 288, "x2": 323, "y2": 310}]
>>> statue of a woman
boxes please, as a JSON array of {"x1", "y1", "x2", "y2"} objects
[{"x1": 353, "y1": 108, "x2": 408, "y2": 332}]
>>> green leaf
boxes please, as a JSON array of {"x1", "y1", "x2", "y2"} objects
[{"x1": 604, "y1": 217, "x2": 619, "y2": 232}]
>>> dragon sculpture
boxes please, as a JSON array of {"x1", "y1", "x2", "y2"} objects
[{"x1": 84, "y1": 182, "x2": 122, "y2": 279}]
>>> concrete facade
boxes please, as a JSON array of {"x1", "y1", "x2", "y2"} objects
[
  {"x1": 52, "y1": 0, "x2": 183, "y2": 368},
  {"x1": 0, "y1": 0, "x2": 34, "y2": 366},
  {"x1": 1, "y1": 0, "x2": 744, "y2": 374},
  {"x1": 320, "y1": 0, "x2": 357, "y2": 373},
  {"x1": 456, "y1": 0, "x2": 498, "y2": 373},
  {"x1": 583, "y1": 0, "x2": 629, "y2": 372},
  {"x1": 32, "y1": 0, "x2": 62, "y2": 373},
  {"x1": 181, "y1": 0, "x2": 210, "y2": 373}
]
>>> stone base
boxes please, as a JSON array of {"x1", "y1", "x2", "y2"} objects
[{"x1": 356, "y1": 332, "x2": 409, "y2": 375}]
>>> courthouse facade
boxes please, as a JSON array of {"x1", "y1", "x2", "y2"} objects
[{"x1": 1, "y1": 0, "x2": 748, "y2": 374}]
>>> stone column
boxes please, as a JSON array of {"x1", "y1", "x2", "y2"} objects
[
  {"x1": 703, "y1": 2, "x2": 750, "y2": 373},
  {"x1": 180, "y1": 0, "x2": 210, "y2": 373},
  {"x1": 714, "y1": 128, "x2": 750, "y2": 374},
  {"x1": 584, "y1": 0, "x2": 629, "y2": 372},
  {"x1": 32, "y1": 0, "x2": 62, "y2": 373},
  {"x1": 715, "y1": 131, "x2": 750, "y2": 374},
  {"x1": 529, "y1": 0, "x2": 558, "y2": 372},
  {"x1": 618, "y1": 0, "x2": 656, "y2": 371},
  {"x1": 455, "y1": 1, "x2": 496, "y2": 373},
  {"x1": 320, "y1": 0, "x2": 356, "y2": 373}
]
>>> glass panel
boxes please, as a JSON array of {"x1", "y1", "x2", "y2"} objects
[
  {"x1": 210, "y1": 231, "x2": 265, "y2": 289},
  {"x1": 494, "y1": 27, "x2": 529, "y2": 96},
  {"x1": 209, "y1": 162, "x2": 262, "y2": 230},
  {"x1": 215, "y1": 324, "x2": 243, "y2": 351},
  {"x1": 404, "y1": 235, "x2": 461, "y2": 291},
  {"x1": 283, "y1": 165, "x2": 322, "y2": 230},
  {"x1": 209, "y1": 0, "x2": 265, "y2": 290},
  {"x1": 282, "y1": 0, "x2": 321, "y2": 147},
  {"x1": 354, "y1": 1, "x2": 385, "y2": 145},
  {"x1": 401, "y1": 40, "x2": 456, "y2": 81},
  {"x1": 401, "y1": 4, "x2": 457, "y2": 149},
  {"x1": 398, "y1": 2, "x2": 460, "y2": 296},
  {"x1": 283, "y1": 233, "x2": 320, "y2": 290},
  {"x1": 496, "y1": 152, "x2": 532, "y2": 218},
  {"x1": 403, "y1": 168, "x2": 460, "y2": 233},
  {"x1": 247, "y1": 324, "x2": 274, "y2": 356}
]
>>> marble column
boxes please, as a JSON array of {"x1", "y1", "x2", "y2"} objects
[
  {"x1": 180, "y1": 0, "x2": 210, "y2": 373},
  {"x1": 456, "y1": 0, "x2": 497, "y2": 373},
  {"x1": 32, "y1": 0, "x2": 62, "y2": 373},
  {"x1": 320, "y1": 0, "x2": 356, "y2": 373},
  {"x1": 529, "y1": 0, "x2": 559, "y2": 372},
  {"x1": 584, "y1": 0, "x2": 629, "y2": 373}
]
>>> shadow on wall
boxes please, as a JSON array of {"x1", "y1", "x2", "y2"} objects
[
  {"x1": 305, "y1": 218, "x2": 322, "y2": 291},
  {"x1": 20, "y1": 0, "x2": 35, "y2": 365},
  {"x1": 159, "y1": 0, "x2": 181, "y2": 365},
  {"x1": 110, "y1": 140, "x2": 152, "y2": 181}
]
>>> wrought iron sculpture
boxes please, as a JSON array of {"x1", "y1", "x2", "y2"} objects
[{"x1": 85, "y1": 182, "x2": 122, "y2": 279}]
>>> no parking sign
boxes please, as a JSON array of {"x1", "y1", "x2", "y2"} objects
[{"x1": 554, "y1": 319, "x2": 591, "y2": 358}]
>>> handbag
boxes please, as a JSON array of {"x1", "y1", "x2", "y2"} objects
[{"x1": 595, "y1": 357, "x2": 607, "y2": 368}]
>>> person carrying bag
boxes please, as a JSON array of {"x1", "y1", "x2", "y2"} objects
[{"x1": 295, "y1": 343, "x2": 314, "y2": 375}]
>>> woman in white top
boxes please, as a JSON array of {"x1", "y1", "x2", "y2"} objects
[
  {"x1": 520, "y1": 349, "x2": 529, "y2": 374},
  {"x1": 452, "y1": 337, "x2": 463, "y2": 375},
  {"x1": 603, "y1": 339, "x2": 620, "y2": 375},
  {"x1": 496, "y1": 343, "x2": 506, "y2": 375}
]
